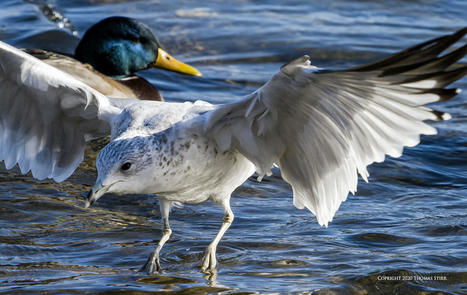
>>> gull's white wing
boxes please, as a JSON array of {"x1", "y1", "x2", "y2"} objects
[
  {"x1": 0, "y1": 41, "x2": 122, "y2": 182},
  {"x1": 203, "y1": 28, "x2": 467, "y2": 226}
]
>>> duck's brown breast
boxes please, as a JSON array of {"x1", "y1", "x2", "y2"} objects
[{"x1": 23, "y1": 49, "x2": 163, "y2": 101}]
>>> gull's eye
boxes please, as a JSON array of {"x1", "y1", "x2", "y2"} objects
[{"x1": 121, "y1": 162, "x2": 132, "y2": 171}]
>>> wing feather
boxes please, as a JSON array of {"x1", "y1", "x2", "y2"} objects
[
  {"x1": 202, "y1": 28, "x2": 466, "y2": 226},
  {"x1": 0, "y1": 41, "x2": 122, "y2": 182}
]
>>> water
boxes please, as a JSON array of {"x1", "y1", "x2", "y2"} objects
[{"x1": 0, "y1": 0, "x2": 466, "y2": 293}]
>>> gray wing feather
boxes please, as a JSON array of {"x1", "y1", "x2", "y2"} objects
[
  {"x1": 0, "y1": 41, "x2": 121, "y2": 182},
  {"x1": 203, "y1": 28, "x2": 465, "y2": 226}
]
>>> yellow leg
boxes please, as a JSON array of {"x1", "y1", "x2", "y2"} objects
[
  {"x1": 140, "y1": 199, "x2": 172, "y2": 274},
  {"x1": 200, "y1": 202, "x2": 234, "y2": 273}
]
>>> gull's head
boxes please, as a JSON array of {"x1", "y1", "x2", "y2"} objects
[{"x1": 85, "y1": 137, "x2": 154, "y2": 208}]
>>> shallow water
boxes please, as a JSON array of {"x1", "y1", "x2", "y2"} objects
[{"x1": 0, "y1": 0, "x2": 466, "y2": 294}]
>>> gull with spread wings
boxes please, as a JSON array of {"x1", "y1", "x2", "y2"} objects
[{"x1": 0, "y1": 28, "x2": 465, "y2": 273}]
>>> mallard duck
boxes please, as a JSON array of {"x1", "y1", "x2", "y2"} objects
[
  {"x1": 23, "y1": 16, "x2": 201, "y2": 101},
  {"x1": 0, "y1": 28, "x2": 465, "y2": 273}
]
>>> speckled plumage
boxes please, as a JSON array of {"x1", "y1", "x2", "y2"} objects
[{"x1": 96, "y1": 100, "x2": 255, "y2": 204}]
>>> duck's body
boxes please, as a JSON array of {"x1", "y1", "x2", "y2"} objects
[
  {"x1": 23, "y1": 17, "x2": 201, "y2": 101},
  {"x1": 25, "y1": 48, "x2": 163, "y2": 100}
]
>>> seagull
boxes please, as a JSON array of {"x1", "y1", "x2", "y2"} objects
[{"x1": 0, "y1": 28, "x2": 465, "y2": 274}]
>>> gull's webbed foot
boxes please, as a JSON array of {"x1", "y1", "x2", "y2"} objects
[
  {"x1": 140, "y1": 250, "x2": 162, "y2": 274},
  {"x1": 200, "y1": 245, "x2": 217, "y2": 273}
]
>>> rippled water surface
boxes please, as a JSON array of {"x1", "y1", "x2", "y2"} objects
[{"x1": 1, "y1": 0, "x2": 466, "y2": 294}]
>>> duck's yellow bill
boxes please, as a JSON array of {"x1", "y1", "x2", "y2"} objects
[{"x1": 153, "y1": 48, "x2": 202, "y2": 77}]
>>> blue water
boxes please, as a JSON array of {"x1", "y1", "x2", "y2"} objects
[{"x1": 0, "y1": 0, "x2": 466, "y2": 294}]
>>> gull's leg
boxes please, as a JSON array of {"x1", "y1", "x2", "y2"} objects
[
  {"x1": 200, "y1": 200, "x2": 234, "y2": 273},
  {"x1": 140, "y1": 199, "x2": 172, "y2": 274}
]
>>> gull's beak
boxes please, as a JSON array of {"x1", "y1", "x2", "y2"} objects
[
  {"x1": 84, "y1": 181, "x2": 108, "y2": 208},
  {"x1": 153, "y1": 48, "x2": 202, "y2": 77}
]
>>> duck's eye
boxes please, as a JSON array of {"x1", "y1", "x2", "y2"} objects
[{"x1": 121, "y1": 162, "x2": 132, "y2": 171}]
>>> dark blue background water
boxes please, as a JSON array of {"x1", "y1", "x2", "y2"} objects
[{"x1": 0, "y1": 0, "x2": 466, "y2": 294}]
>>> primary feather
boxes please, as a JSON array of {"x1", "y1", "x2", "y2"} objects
[{"x1": 203, "y1": 29, "x2": 466, "y2": 226}]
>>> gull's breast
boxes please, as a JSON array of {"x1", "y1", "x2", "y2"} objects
[{"x1": 149, "y1": 130, "x2": 255, "y2": 204}]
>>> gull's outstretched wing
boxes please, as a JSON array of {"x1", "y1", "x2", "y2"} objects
[
  {"x1": 203, "y1": 28, "x2": 466, "y2": 226},
  {"x1": 0, "y1": 41, "x2": 122, "y2": 182}
]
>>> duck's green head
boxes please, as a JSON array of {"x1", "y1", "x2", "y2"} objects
[{"x1": 75, "y1": 16, "x2": 201, "y2": 78}]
